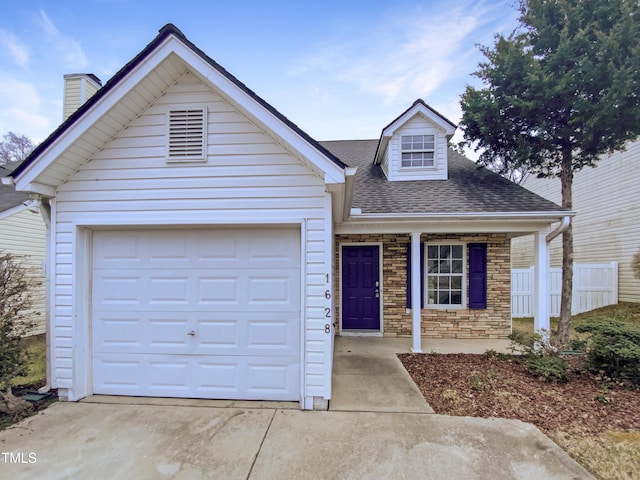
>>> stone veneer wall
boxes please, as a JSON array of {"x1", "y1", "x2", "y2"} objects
[{"x1": 335, "y1": 233, "x2": 511, "y2": 339}]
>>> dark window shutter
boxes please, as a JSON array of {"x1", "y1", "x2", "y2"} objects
[
  {"x1": 468, "y1": 243, "x2": 487, "y2": 309},
  {"x1": 406, "y1": 242, "x2": 425, "y2": 308}
]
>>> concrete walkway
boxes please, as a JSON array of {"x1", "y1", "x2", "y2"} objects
[{"x1": 0, "y1": 337, "x2": 593, "y2": 479}]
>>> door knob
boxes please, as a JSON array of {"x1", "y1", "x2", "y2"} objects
[{"x1": 187, "y1": 330, "x2": 195, "y2": 337}]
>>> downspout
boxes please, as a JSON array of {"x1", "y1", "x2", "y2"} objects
[
  {"x1": 547, "y1": 216, "x2": 571, "y2": 243},
  {"x1": 36, "y1": 198, "x2": 52, "y2": 394}
]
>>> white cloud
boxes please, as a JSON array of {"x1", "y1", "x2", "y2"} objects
[
  {"x1": 37, "y1": 10, "x2": 88, "y2": 69},
  {"x1": 0, "y1": 29, "x2": 30, "y2": 69},
  {"x1": 0, "y1": 77, "x2": 51, "y2": 141},
  {"x1": 291, "y1": 0, "x2": 514, "y2": 107}
]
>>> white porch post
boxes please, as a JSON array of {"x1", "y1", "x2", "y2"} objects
[
  {"x1": 533, "y1": 230, "x2": 550, "y2": 339},
  {"x1": 411, "y1": 231, "x2": 422, "y2": 353}
]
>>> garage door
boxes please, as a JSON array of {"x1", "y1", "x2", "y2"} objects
[{"x1": 91, "y1": 227, "x2": 301, "y2": 401}]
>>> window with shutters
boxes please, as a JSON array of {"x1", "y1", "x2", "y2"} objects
[
  {"x1": 407, "y1": 241, "x2": 488, "y2": 310},
  {"x1": 425, "y1": 243, "x2": 465, "y2": 307},
  {"x1": 166, "y1": 107, "x2": 207, "y2": 162}
]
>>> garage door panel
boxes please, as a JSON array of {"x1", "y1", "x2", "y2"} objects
[
  {"x1": 92, "y1": 227, "x2": 301, "y2": 401},
  {"x1": 93, "y1": 311, "x2": 192, "y2": 355},
  {"x1": 93, "y1": 353, "x2": 299, "y2": 400},
  {"x1": 193, "y1": 313, "x2": 299, "y2": 356}
]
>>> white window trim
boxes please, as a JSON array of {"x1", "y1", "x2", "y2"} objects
[
  {"x1": 166, "y1": 105, "x2": 207, "y2": 163},
  {"x1": 400, "y1": 134, "x2": 436, "y2": 170},
  {"x1": 424, "y1": 241, "x2": 467, "y2": 309}
]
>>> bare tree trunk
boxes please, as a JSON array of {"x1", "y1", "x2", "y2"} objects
[{"x1": 557, "y1": 151, "x2": 574, "y2": 345}]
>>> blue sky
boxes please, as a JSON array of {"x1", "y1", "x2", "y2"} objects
[{"x1": 0, "y1": 0, "x2": 520, "y2": 145}]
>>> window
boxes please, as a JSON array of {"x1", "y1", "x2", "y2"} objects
[
  {"x1": 406, "y1": 242, "x2": 487, "y2": 310},
  {"x1": 167, "y1": 107, "x2": 207, "y2": 162},
  {"x1": 426, "y1": 244, "x2": 464, "y2": 306},
  {"x1": 401, "y1": 134, "x2": 435, "y2": 168}
]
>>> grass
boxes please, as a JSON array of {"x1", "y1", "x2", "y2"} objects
[
  {"x1": 512, "y1": 301, "x2": 640, "y2": 336},
  {"x1": 12, "y1": 334, "x2": 47, "y2": 387},
  {"x1": 549, "y1": 430, "x2": 640, "y2": 480},
  {"x1": 1, "y1": 334, "x2": 51, "y2": 432}
]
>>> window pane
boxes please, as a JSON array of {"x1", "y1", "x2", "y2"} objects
[
  {"x1": 427, "y1": 260, "x2": 438, "y2": 274},
  {"x1": 451, "y1": 291, "x2": 462, "y2": 304},
  {"x1": 428, "y1": 277, "x2": 437, "y2": 288},
  {"x1": 438, "y1": 291, "x2": 450, "y2": 304},
  {"x1": 438, "y1": 276, "x2": 450, "y2": 289},
  {"x1": 441, "y1": 246, "x2": 450, "y2": 258},
  {"x1": 452, "y1": 245, "x2": 463, "y2": 258},
  {"x1": 427, "y1": 246, "x2": 438, "y2": 259},
  {"x1": 451, "y1": 276, "x2": 462, "y2": 289},
  {"x1": 440, "y1": 260, "x2": 451, "y2": 273},
  {"x1": 452, "y1": 260, "x2": 463, "y2": 273}
]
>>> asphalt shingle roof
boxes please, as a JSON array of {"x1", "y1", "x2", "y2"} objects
[
  {"x1": 319, "y1": 139, "x2": 565, "y2": 214},
  {"x1": 0, "y1": 162, "x2": 29, "y2": 213}
]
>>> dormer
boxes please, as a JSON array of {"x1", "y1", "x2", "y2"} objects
[{"x1": 374, "y1": 99, "x2": 457, "y2": 181}]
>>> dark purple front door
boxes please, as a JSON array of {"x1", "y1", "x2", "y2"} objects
[{"x1": 341, "y1": 245, "x2": 380, "y2": 330}]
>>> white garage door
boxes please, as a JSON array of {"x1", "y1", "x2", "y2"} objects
[{"x1": 91, "y1": 227, "x2": 301, "y2": 401}]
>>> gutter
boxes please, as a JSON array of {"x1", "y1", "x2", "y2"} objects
[
  {"x1": 346, "y1": 210, "x2": 574, "y2": 222},
  {"x1": 35, "y1": 198, "x2": 53, "y2": 394},
  {"x1": 547, "y1": 215, "x2": 571, "y2": 242}
]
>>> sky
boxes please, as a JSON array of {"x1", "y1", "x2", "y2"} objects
[{"x1": 0, "y1": 0, "x2": 520, "y2": 146}]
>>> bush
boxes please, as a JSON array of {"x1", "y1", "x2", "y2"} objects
[
  {"x1": 508, "y1": 330, "x2": 569, "y2": 382},
  {"x1": 575, "y1": 319, "x2": 640, "y2": 386},
  {"x1": 0, "y1": 252, "x2": 39, "y2": 416}
]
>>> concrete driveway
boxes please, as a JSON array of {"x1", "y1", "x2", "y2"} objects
[
  {"x1": 0, "y1": 337, "x2": 592, "y2": 479},
  {"x1": 1, "y1": 399, "x2": 592, "y2": 479}
]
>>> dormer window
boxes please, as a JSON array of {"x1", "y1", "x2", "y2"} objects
[{"x1": 401, "y1": 135, "x2": 435, "y2": 168}]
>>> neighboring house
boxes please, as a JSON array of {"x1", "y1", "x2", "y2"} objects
[
  {"x1": 6, "y1": 25, "x2": 568, "y2": 409},
  {"x1": 512, "y1": 140, "x2": 640, "y2": 303},
  {"x1": 0, "y1": 162, "x2": 47, "y2": 335}
]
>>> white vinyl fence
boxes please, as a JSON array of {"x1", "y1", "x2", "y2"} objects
[{"x1": 511, "y1": 262, "x2": 618, "y2": 317}]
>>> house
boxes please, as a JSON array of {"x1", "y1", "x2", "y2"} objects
[
  {"x1": 512, "y1": 140, "x2": 640, "y2": 304},
  {"x1": 6, "y1": 24, "x2": 569, "y2": 409},
  {"x1": 0, "y1": 162, "x2": 47, "y2": 335}
]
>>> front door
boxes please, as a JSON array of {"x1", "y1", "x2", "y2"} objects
[{"x1": 341, "y1": 245, "x2": 381, "y2": 330}]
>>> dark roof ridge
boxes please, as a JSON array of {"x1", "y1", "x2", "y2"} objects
[{"x1": 12, "y1": 23, "x2": 346, "y2": 179}]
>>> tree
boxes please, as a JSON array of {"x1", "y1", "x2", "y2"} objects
[
  {"x1": 0, "y1": 252, "x2": 39, "y2": 416},
  {"x1": 459, "y1": 0, "x2": 640, "y2": 345},
  {"x1": 0, "y1": 132, "x2": 35, "y2": 164}
]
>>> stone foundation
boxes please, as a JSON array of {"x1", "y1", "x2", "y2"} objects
[{"x1": 335, "y1": 233, "x2": 511, "y2": 339}]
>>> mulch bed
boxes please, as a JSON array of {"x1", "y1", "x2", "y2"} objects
[{"x1": 399, "y1": 353, "x2": 640, "y2": 434}]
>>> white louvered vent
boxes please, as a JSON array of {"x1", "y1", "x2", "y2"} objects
[{"x1": 167, "y1": 107, "x2": 207, "y2": 162}]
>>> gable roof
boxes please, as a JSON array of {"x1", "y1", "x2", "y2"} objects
[
  {"x1": 321, "y1": 139, "x2": 568, "y2": 216},
  {"x1": 373, "y1": 99, "x2": 457, "y2": 166},
  {"x1": 12, "y1": 24, "x2": 346, "y2": 192}
]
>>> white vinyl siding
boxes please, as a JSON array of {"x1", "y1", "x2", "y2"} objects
[
  {"x1": 388, "y1": 116, "x2": 448, "y2": 181},
  {"x1": 51, "y1": 71, "x2": 332, "y2": 402},
  {"x1": 0, "y1": 208, "x2": 47, "y2": 335},
  {"x1": 512, "y1": 140, "x2": 640, "y2": 303}
]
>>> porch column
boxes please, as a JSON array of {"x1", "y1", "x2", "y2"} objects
[
  {"x1": 410, "y1": 231, "x2": 422, "y2": 353},
  {"x1": 533, "y1": 230, "x2": 550, "y2": 340}
]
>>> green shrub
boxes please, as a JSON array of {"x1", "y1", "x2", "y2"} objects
[
  {"x1": 523, "y1": 355, "x2": 568, "y2": 382},
  {"x1": 575, "y1": 319, "x2": 640, "y2": 385},
  {"x1": 508, "y1": 329, "x2": 569, "y2": 382}
]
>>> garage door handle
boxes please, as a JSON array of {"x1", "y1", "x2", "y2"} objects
[{"x1": 187, "y1": 330, "x2": 195, "y2": 337}]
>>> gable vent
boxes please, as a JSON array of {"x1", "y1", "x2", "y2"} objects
[{"x1": 167, "y1": 107, "x2": 207, "y2": 162}]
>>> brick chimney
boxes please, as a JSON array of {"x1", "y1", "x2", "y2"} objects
[{"x1": 63, "y1": 73, "x2": 102, "y2": 121}]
